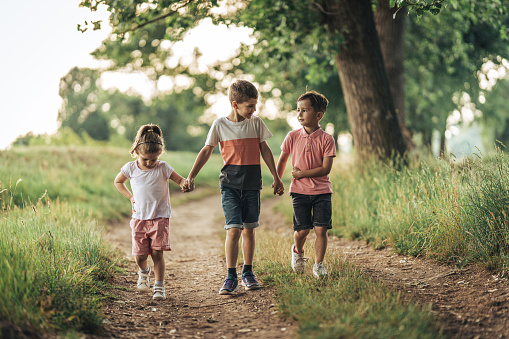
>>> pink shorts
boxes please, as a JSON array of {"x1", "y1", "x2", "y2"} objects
[{"x1": 130, "y1": 218, "x2": 171, "y2": 255}]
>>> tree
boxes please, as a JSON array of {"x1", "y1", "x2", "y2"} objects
[
  {"x1": 81, "y1": 0, "x2": 407, "y2": 162},
  {"x1": 80, "y1": 0, "x2": 509, "y2": 160},
  {"x1": 58, "y1": 67, "x2": 209, "y2": 151},
  {"x1": 58, "y1": 67, "x2": 111, "y2": 140}
]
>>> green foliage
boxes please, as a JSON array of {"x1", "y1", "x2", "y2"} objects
[
  {"x1": 56, "y1": 67, "x2": 209, "y2": 151},
  {"x1": 0, "y1": 145, "x2": 225, "y2": 334},
  {"x1": 255, "y1": 230, "x2": 443, "y2": 338},
  {"x1": 81, "y1": 0, "x2": 509, "y2": 157},
  {"x1": 0, "y1": 200, "x2": 117, "y2": 333},
  {"x1": 0, "y1": 146, "x2": 223, "y2": 220},
  {"x1": 404, "y1": 2, "x2": 509, "y2": 149},
  {"x1": 327, "y1": 149, "x2": 509, "y2": 272}
]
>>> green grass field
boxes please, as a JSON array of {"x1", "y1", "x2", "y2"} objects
[{"x1": 2, "y1": 144, "x2": 508, "y2": 337}]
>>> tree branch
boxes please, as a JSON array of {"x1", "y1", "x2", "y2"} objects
[{"x1": 118, "y1": 0, "x2": 196, "y2": 35}]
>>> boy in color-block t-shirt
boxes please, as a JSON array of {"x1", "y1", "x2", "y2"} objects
[
  {"x1": 276, "y1": 90, "x2": 336, "y2": 278},
  {"x1": 184, "y1": 80, "x2": 284, "y2": 295}
]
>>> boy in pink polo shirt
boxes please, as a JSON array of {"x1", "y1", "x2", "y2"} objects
[{"x1": 276, "y1": 90, "x2": 336, "y2": 277}]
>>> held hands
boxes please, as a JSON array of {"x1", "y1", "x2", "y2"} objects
[
  {"x1": 181, "y1": 177, "x2": 195, "y2": 193},
  {"x1": 272, "y1": 177, "x2": 284, "y2": 196}
]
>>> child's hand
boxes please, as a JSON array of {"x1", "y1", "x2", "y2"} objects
[
  {"x1": 292, "y1": 167, "x2": 303, "y2": 180},
  {"x1": 272, "y1": 178, "x2": 284, "y2": 196},
  {"x1": 182, "y1": 178, "x2": 195, "y2": 193},
  {"x1": 130, "y1": 197, "x2": 136, "y2": 213}
]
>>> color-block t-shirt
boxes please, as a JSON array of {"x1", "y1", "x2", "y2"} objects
[
  {"x1": 205, "y1": 116, "x2": 272, "y2": 190},
  {"x1": 121, "y1": 160, "x2": 174, "y2": 220},
  {"x1": 281, "y1": 127, "x2": 336, "y2": 195}
]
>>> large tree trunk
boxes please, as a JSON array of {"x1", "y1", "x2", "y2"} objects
[
  {"x1": 324, "y1": 0, "x2": 407, "y2": 162},
  {"x1": 374, "y1": 0, "x2": 414, "y2": 149}
]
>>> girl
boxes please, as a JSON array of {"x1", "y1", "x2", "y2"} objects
[{"x1": 114, "y1": 124, "x2": 187, "y2": 300}]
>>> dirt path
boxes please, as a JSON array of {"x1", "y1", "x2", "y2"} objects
[
  {"x1": 100, "y1": 193, "x2": 509, "y2": 338},
  {"x1": 99, "y1": 193, "x2": 296, "y2": 338}
]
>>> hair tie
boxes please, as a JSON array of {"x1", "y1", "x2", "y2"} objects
[{"x1": 147, "y1": 129, "x2": 153, "y2": 132}]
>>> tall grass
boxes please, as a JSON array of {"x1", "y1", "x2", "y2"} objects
[
  {"x1": 255, "y1": 230, "x2": 444, "y2": 338},
  {"x1": 0, "y1": 146, "x2": 223, "y2": 220},
  {"x1": 330, "y1": 149, "x2": 509, "y2": 271},
  {"x1": 0, "y1": 145, "x2": 224, "y2": 335},
  {"x1": 0, "y1": 199, "x2": 116, "y2": 333}
]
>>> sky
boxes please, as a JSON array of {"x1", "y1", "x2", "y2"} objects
[
  {"x1": 0, "y1": 0, "x2": 111, "y2": 149},
  {"x1": 0, "y1": 1, "x2": 259, "y2": 150}
]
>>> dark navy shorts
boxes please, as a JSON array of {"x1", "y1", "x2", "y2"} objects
[
  {"x1": 220, "y1": 186, "x2": 260, "y2": 230},
  {"x1": 291, "y1": 193, "x2": 332, "y2": 231}
]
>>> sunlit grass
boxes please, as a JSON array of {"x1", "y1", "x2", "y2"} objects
[
  {"x1": 328, "y1": 148, "x2": 509, "y2": 272},
  {"x1": 0, "y1": 199, "x2": 117, "y2": 334},
  {"x1": 0, "y1": 146, "x2": 223, "y2": 220},
  {"x1": 0, "y1": 145, "x2": 224, "y2": 335},
  {"x1": 255, "y1": 230, "x2": 444, "y2": 338}
]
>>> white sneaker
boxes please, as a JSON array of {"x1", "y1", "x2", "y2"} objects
[
  {"x1": 137, "y1": 266, "x2": 150, "y2": 291},
  {"x1": 291, "y1": 244, "x2": 307, "y2": 274},
  {"x1": 313, "y1": 262, "x2": 328, "y2": 278},
  {"x1": 153, "y1": 284, "x2": 166, "y2": 300}
]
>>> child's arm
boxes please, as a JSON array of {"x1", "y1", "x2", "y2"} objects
[
  {"x1": 186, "y1": 145, "x2": 215, "y2": 191},
  {"x1": 260, "y1": 141, "x2": 284, "y2": 196},
  {"x1": 114, "y1": 172, "x2": 135, "y2": 212},
  {"x1": 292, "y1": 157, "x2": 334, "y2": 180},
  {"x1": 169, "y1": 171, "x2": 186, "y2": 190},
  {"x1": 276, "y1": 151, "x2": 290, "y2": 180}
]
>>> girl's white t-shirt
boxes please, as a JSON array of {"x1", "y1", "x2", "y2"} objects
[{"x1": 121, "y1": 160, "x2": 174, "y2": 220}]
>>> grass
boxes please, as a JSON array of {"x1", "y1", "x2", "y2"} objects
[
  {"x1": 0, "y1": 145, "x2": 225, "y2": 335},
  {"x1": 6, "y1": 143, "x2": 509, "y2": 337},
  {"x1": 0, "y1": 200, "x2": 116, "y2": 334},
  {"x1": 0, "y1": 146, "x2": 223, "y2": 220},
  {"x1": 254, "y1": 229, "x2": 444, "y2": 338},
  {"x1": 325, "y1": 149, "x2": 509, "y2": 272}
]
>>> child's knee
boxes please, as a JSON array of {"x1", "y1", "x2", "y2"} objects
[
  {"x1": 151, "y1": 249, "x2": 164, "y2": 260},
  {"x1": 227, "y1": 228, "x2": 242, "y2": 240},
  {"x1": 136, "y1": 254, "x2": 149, "y2": 263}
]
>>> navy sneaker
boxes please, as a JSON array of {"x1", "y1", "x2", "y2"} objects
[
  {"x1": 219, "y1": 276, "x2": 238, "y2": 295},
  {"x1": 241, "y1": 272, "x2": 261, "y2": 291}
]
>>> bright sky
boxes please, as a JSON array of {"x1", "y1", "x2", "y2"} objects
[
  {"x1": 0, "y1": 2, "x2": 260, "y2": 150},
  {"x1": 0, "y1": 0, "x2": 110, "y2": 150}
]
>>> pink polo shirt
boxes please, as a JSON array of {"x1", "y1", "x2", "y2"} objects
[{"x1": 281, "y1": 127, "x2": 336, "y2": 195}]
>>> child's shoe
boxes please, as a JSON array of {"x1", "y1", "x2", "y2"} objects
[
  {"x1": 313, "y1": 262, "x2": 328, "y2": 278},
  {"x1": 291, "y1": 244, "x2": 308, "y2": 274},
  {"x1": 219, "y1": 275, "x2": 238, "y2": 295},
  {"x1": 153, "y1": 284, "x2": 166, "y2": 300},
  {"x1": 241, "y1": 272, "x2": 261, "y2": 290},
  {"x1": 137, "y1": 266, "x2": 150, "y2": 291}
]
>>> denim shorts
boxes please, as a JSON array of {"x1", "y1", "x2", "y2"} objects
[
  {"x1": 220, "y1": 186, "x2": 260, "y2": 230},
  {"x1": 291, "y1": 193, "x2": 332, "y2": 231}
]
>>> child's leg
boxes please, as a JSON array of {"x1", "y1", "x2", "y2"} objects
[
  {"x1": 241, "y1": 228, "x2": 255, "y2": 266},
  {"x1": 151, "y1": 249, "x2": 165, "y2": 281},
  {"x1": 151, "y1": 249, "x2": 166, "y2": 300},
  {"x1": 225, "y1": 228, "x2": 242, "y2": 269},
  {"x1": 136, "y1": 254, "x2": 149, "y2": 271},
  {"x1": 294, "y1": 229, "x2": 311, "y2": 253},
  {"x1": 314, "y1": 227, "x2": 328, "y2": 264},
  {"x1": 136, "y1": 254, "x2": 151, "y2": 291}
]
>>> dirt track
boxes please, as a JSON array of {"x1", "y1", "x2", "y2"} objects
[
  {"x1": 99, "y1": 193, "x2": 296, "y2": 338},
  {"x1": 99, "y1": 192, "x2": 509, "y2": 338}
]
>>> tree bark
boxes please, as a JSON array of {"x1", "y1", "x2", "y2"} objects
[
  {"x1": 324, "y1": 0, "x2": 407, "y2": 162},
  {"x1": 374, "y1": 0, "x2": 414, "y2": 149}
]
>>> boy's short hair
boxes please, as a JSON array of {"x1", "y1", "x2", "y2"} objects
[
  {"x1": 298, "y1": 90, "x2": 329, "y2": 113},
  {"x1": 229, "y1": 80, "x2": 258, "y2": 104}
]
